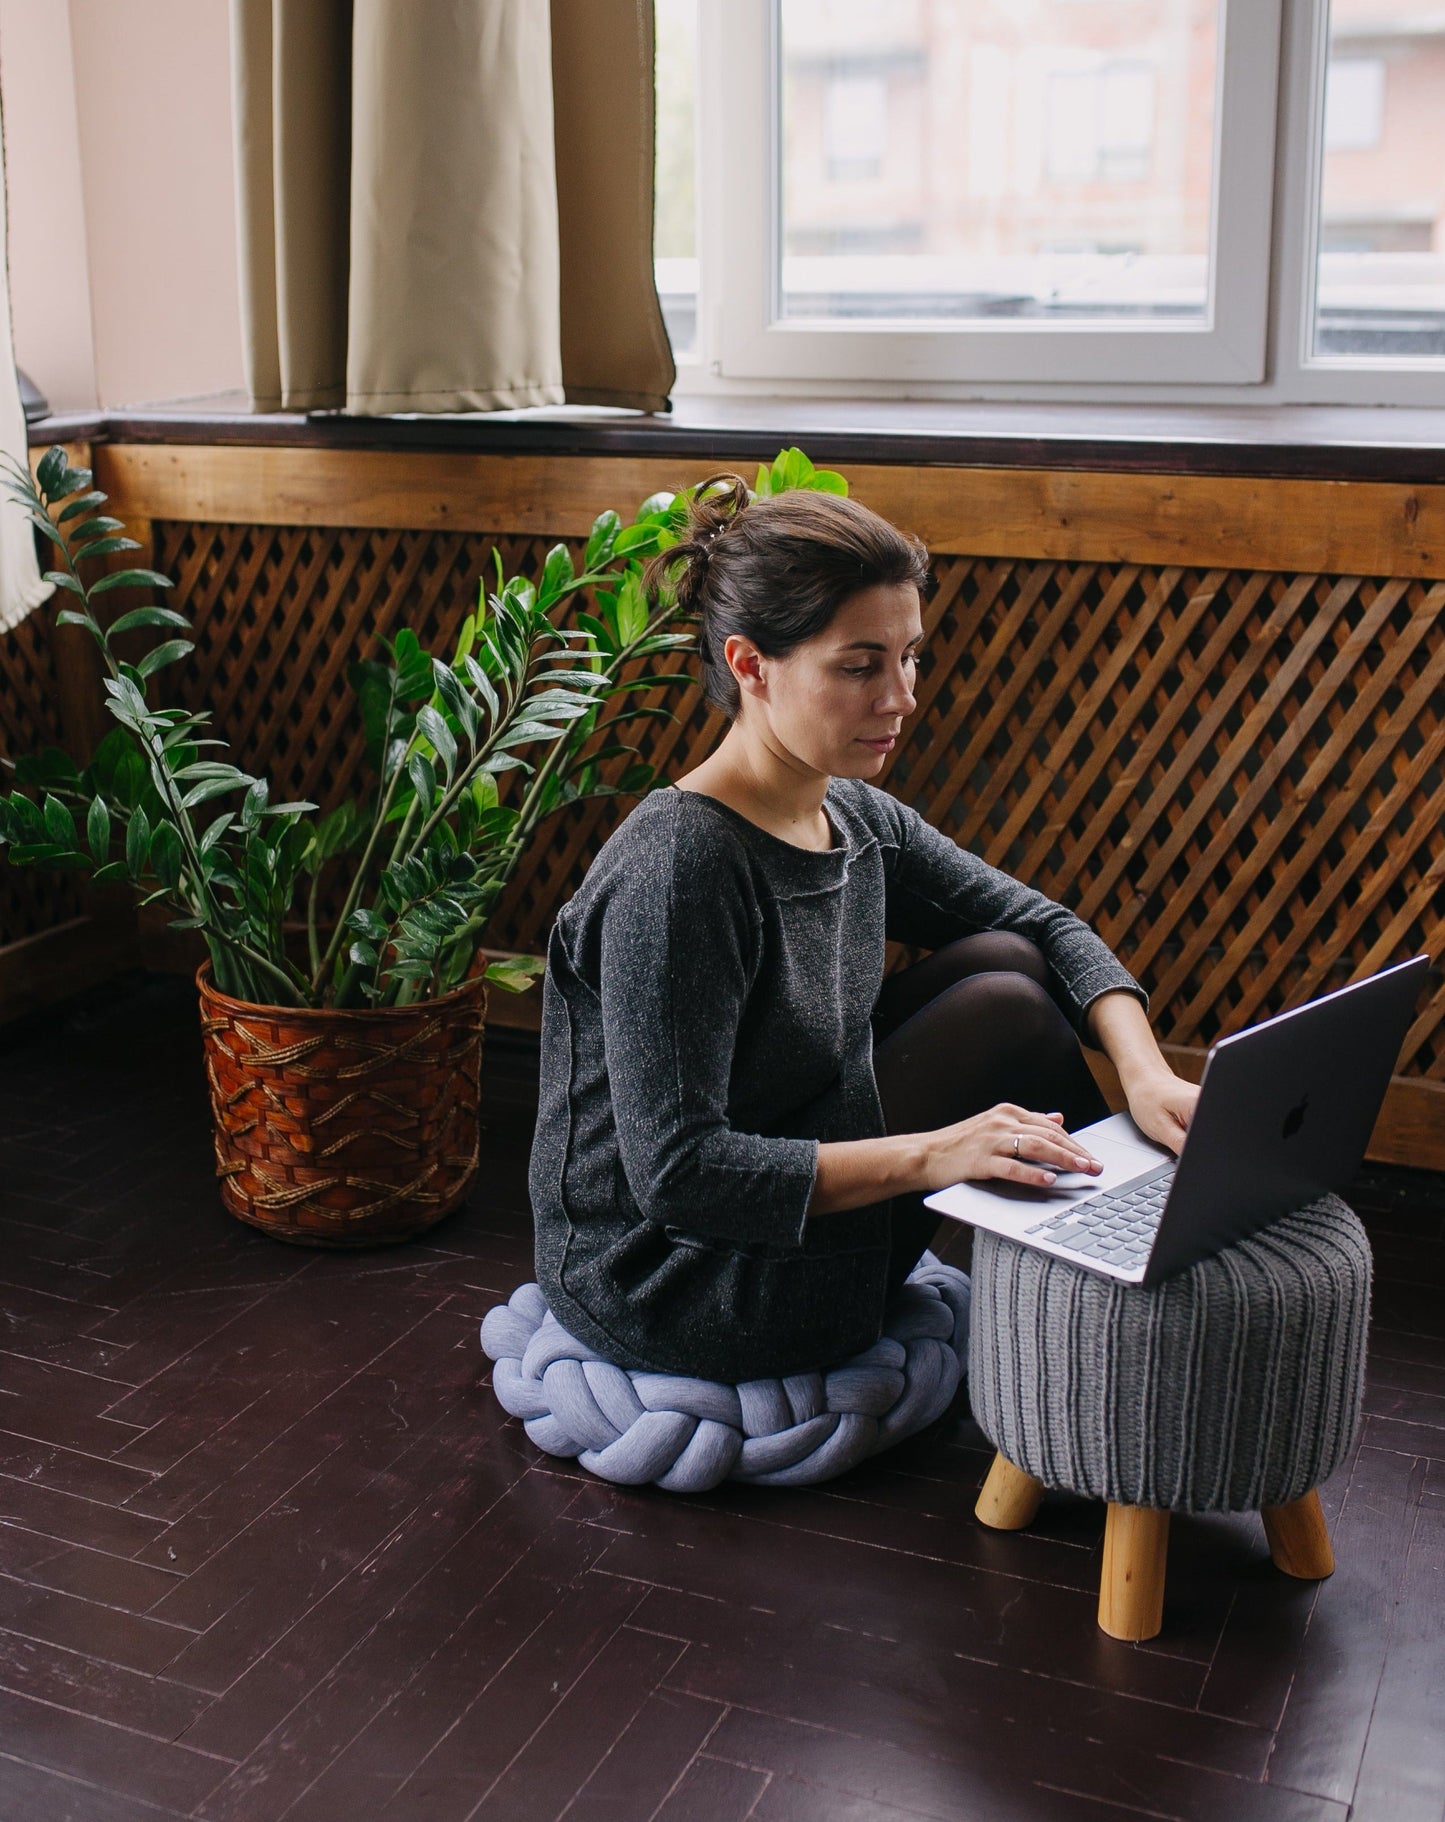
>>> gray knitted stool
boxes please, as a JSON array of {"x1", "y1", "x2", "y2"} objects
[{"x1": 968, "y1": 1194, "x2": 1371, "y2": 1640}]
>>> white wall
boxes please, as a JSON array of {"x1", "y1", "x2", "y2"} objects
[
  {"x1": 0, "y1": 0, "x2": 97, "y2": 411},
  {"x1": 1, "y1": 0, "x2": 245, "y2": 412}
]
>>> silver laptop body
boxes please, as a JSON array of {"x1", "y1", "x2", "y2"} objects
[{"x1": 924, "y1": 955, "x2": 1428, "y2": 1287}]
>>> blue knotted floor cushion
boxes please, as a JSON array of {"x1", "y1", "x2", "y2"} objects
[{"x1": 479, "y1": 1254, "x2": 971, "y2": 1493}]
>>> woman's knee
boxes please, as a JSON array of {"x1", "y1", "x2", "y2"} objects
[
  {"x1": 935, "y1": 967, "x2": 1068, "y2": 1049},
  {"x1": 960, "y1": 931, "x2": 1049, "y2": 988}
]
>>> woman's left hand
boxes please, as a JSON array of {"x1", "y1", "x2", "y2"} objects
[{"x1": 1124, "y1": 1069, "x2": 1200, "y2": 1155}]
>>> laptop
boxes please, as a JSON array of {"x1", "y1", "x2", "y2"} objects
[{"x1": 924, "y1": 955, "x2": 1428, "y2": 1287}]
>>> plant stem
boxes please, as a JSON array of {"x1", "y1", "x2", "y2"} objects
[{"x1": 311, "y1": 707, "x2": 404, "y2": 1000}]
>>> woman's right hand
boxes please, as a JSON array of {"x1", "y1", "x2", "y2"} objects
[{"x1": 922, "y1": 1104, "x2": 1102, "y2": 1191}]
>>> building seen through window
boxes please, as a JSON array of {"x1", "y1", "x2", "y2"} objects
[
  {"x1": 653, "y1": 0, "x2": 1445, "y2": 374},
  {"x1": 1316, "y1": 0, "x2": 1445, "y2": 357}
]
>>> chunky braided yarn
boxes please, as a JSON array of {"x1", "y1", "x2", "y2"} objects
[{"x1": 480, "y1": 1255, "x2": 970, "y2": 1492}]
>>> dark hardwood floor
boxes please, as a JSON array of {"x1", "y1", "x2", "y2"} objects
[{"x1": 1, "y1": 972, "x2": 1442, "y2": 1822}]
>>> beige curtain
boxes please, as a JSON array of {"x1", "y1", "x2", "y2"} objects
[{"x1": 232, "y1": 0, "x2": 673, "y2": 416}]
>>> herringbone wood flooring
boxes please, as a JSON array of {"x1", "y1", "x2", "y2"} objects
[{"x1": 1, "y1": 975, "x2": 1442, "y2": 1822}]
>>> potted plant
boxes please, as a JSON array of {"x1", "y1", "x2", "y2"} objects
[{"x1": 0, "y1": 444, "x2": 847, "y2": 1245}]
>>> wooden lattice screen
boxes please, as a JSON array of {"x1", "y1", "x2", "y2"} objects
[
  {"x1": 0, "y1": 607, "x2": 87, "y2": 946},
  {"x1": 134, "y1": 518, "x2": 1445, "y2": 1086},
  {"x1": 1, "y1": 444, "x2": 1441, "y2": 1161}
]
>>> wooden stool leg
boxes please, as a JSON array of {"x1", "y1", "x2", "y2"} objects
[
  {"x1": 1099, "y1": 1504, "x2": 1170, "y2": 1642},
  {"x1": 1261, "y1": 1489, "x2": 1335, "y2": 1579},
  {"x1": 975, "y1": 1452, "x2": 1045, "y2": 1530}
]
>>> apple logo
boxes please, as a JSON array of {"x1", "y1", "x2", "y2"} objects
[{"x1": 1282, "y1": 1094, "x2": 1309, "y2": 1140}]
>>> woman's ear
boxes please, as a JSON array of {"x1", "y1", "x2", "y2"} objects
[{"x1": 724, "y1": 633, "x2": 767, "y2": 700}]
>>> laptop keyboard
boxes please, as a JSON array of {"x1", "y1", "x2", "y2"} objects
[{"x1": 1024, "y1": 1164, "x2": 1177, "y2": 1272}]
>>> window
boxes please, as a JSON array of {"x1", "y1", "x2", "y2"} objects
[
  {"x1": 1312, "y1": 9, "x2": 1445, "y2": 362},
  {"x1": 657, "y1": 0, "x2": 1445, "y2": 401}
]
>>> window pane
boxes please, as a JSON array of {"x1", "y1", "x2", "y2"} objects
[
  {"x1": 655, "y1": 0, "x2": 698, "y2": 357},
  {"x1": 1314, "y1": 1, "x2": 1445, "y2": 361},
  {"x1": 778, "y1": 0, "x2": 1219, "y2": 326}
]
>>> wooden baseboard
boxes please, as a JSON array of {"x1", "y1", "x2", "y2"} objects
[
  {"x1": 0, "y1": 914, "x2": 141, "y2": 1029},
  {"x1": 1088, "y1": 1044, "x2": 1444, "y2": 1175}
]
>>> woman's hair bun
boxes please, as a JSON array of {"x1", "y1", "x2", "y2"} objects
[{"x1": 644, "y1": 472, "x2": 751, "y2": 615}]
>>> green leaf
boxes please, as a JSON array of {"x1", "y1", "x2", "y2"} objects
[
  {"x1": 471, "y1": 772, "x2": 500, "y2": 815},
  {"x1": 348, "y1": 938, "x2": 379, "y2": 968},
  {"x1": 14, "y1": 747, "x2": 81, "y2": 789},
  {"x1": 50, "y1": 463, "x2": 94, "y2": 502},
  {"x1": 106, "y1": 605, "x2": 192, "y2": 635},
  {"x1": 808, "y1": 468, "x2": 849, "y2": 495},
  {"x1": 86, "y1": 796, "x2": 110, "y2": 861},
  {"x1": 407, "y1": 752, "x2": 436, "y2": 810},
  {"x1": 115, "y1": 750, "x2": 148, "y2": 809},
  {"x1": 45, "y1": 571, "x2": 84, "y2": 597},
  {"x1": 35, "y1": 446, "x2": 66, "y2": 497},
  {"x1": 126, "y1": 805, "x2": 151, "y2": 874},
  {"x1": 347, "y1": 906, "x2": 391, "y2": 942},
  {"x1": 88, "y1": 568, "x2": 175, "y2": 596},
  {"x1": 437, "y1": 667, "x2": 480, "y2": 741},
  {"x1": 6, "y1": 793, "x2": 46, "y2": 840},
  {"x1": 636, "y1": 490, "x2": 676, "y2": 521},
  {"x1": 483, "y1": 954, "x2": 546, "y2": 994},
  {"x1": 56, "y1": 489, "x2": 107, "y2": 523},
  {"x1": 461, "y1": 655, "x2": 500, "y2": 722},
  {"x1": 43, "y1": 794, "x2": 77, "y2": 849},
  {"x1": 584, "y1": 510, "x2": 621, "y2": 570},
  {"x1": 240, "y1": 778, "x2": 269, "y2": 830},
  {"x1": 71, "y1": 536, "x2": 142, "y2": 561},
  {"x1": 392, "y1": 628, "x2": 433, "y2": 699},
  {"x1": 181, "y1": 775, "x2": 248, "y2": 809},
  {"x1": 149, "y1": 820, "x2": 184, "y2": 889},
  {"x1": 416, "y1": 705, "x2": 457, "y2": 777},
  {"x1": 539, "y1": 543, "x2": 575, "y2": 606},
  {"x1": 454, "y1": 612, "x2": 477, "y2": 664},
  {"x1": 612, "y1": 522, "x2": 659, "y2": 559},
  {"x1": 199, "y1": 811, "x2": 234, "y2": 853},
  {"x1": 576, "y1": 612, "x2": 618, "y2": 659},
  {"x1": 135, "y1": 639, "x2": 195, "y2": 678},
  {"x1": 614, "y1": 573, "x2": 649, "y2": 645}
]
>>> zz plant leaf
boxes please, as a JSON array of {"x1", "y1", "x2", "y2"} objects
[{"x1": 0, "y1": 443, "x2": 847, "y2": 1009}]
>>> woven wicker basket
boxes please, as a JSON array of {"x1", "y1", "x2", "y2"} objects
[{"x1": 196, "y1": 963, "x2": 486, "y2": 1247}]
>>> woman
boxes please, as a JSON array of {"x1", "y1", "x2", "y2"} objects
[{"x1": 529, "y1": 477, "x2": 1199, "y2": 1383}]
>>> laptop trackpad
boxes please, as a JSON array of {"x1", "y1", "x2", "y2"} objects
[{"x1": 925, "y1": 1112, "x2": 1174, "y2": 1222}]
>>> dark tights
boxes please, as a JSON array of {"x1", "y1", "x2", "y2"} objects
[{"x1": 872, "y1": 933, "x2": 1109, "y2": 1291}]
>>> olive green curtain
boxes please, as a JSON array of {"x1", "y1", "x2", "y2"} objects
[{"x1": 231, "y1": 0, "x2": 673, "y2": 416}]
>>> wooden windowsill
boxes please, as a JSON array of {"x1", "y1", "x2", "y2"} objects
[{"x1": 27, "y1": 392, "x2": 1445, "y2": 484}]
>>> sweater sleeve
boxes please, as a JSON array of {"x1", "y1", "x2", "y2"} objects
[
  {"x1": 595, "y1": 802, "x2": 819, "y2": 1248},
  {"x1": 866, "y1": 786, "x2": 1147, "y2": 1033}
]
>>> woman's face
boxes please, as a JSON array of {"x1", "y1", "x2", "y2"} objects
[{"x1": 730, "y1": 580, "x2": 925, "y2": 779}]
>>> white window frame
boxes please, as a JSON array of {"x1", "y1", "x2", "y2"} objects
[
  {"x1": 678, "y1": 0, "x2": 1445, "y2": 408},
  {"x1": 700, "y1": 0, "x2": 1282, "y2": 387}
]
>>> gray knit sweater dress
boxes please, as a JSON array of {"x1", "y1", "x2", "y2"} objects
[{"x1": 529, "y1": 778, "x2": 1144, "y2": 1381}]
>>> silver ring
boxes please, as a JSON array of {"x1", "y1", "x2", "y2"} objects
[{"x1": 1012, "y1": 1133, "x2": 1021, "y2": 1161}]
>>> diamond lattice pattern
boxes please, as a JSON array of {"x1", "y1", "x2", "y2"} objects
[{"x1": 16, "y1": 523, "x2": 1439, "y2": 1082}]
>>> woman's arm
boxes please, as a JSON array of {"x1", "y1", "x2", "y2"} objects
[
  {"x1": 1086, "y1": 989, "x2": 1199, "y2": 1153},
  {"x1": 868, "y1": 790, "x2": 1147, "y2": 1036},
  {"x1": 809, "y1": 1103, "x2": 1103, "y2": 1216},
  {"x1": 808, "y1": 995, "x2": 1197, "y2": 1217}
]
